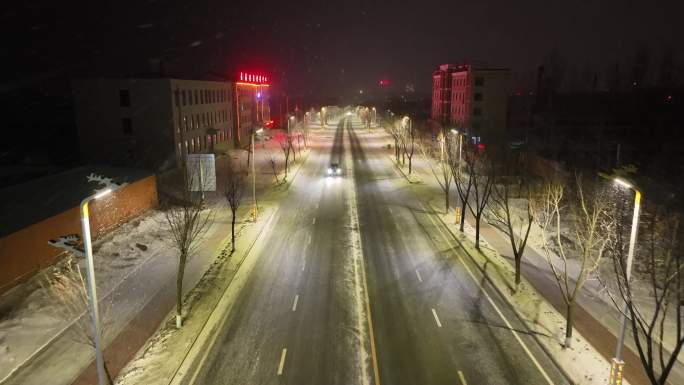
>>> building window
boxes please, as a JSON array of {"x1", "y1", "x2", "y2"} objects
[
  {"x1": 194, "y1": 90, "x2": 198, "y2": 105},
  {"x1": 474, "y1": 93, "x2": 483, "y2": 101},
  {"x1": 122, "y1": 118, "x2": 132, "y2": 135},
  {"x1": 120, "y1": 90, "x2": 131, "y2": 107},
  {"x1": 473, "y1": 107, "x2": 482, "y2": 116},
  {"x1": 474, "y1": 77, "x2": 484, "y2": 86},
  {"x1": 174, "y1": 91, "x2": 180, "y2": 106}
]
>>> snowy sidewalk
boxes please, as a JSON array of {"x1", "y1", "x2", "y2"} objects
[{"x1": 0, "y1": 134, "x2": 308, "y2": 385}]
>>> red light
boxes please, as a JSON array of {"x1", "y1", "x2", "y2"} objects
[{"x1": 240, "y1": 72, "x2": 244, "y2": 81}]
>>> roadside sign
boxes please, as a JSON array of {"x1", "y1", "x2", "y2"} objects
[{"x1": 186, "y1": 154, "x2": 216, "y2": 191}]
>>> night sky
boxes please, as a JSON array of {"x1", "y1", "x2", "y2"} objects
[{"x1": 3, "y1": 0, "x2": 683, "y2": 97}]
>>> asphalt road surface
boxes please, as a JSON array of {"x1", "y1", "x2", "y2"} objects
[{"x1": 191, "y1": 115, "x2": 571, "y2": 385}]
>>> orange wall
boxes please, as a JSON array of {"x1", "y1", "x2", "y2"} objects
[{"x1": 0, "y1": 176, "x2": 158, "y2": 294}]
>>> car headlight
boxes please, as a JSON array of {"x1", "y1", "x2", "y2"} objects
[
  {"x1": 327, "y1": 168, "x2": 333, "y2": 175},
  {"x1": 336, "y1": 168, "x2": 341, "y2": 174}
]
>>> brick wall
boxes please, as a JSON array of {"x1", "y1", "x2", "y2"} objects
[{"x1": 0, "y1": 175, "x2": 158, "y2": 294}]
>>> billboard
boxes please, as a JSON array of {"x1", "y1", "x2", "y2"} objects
[{"x1": 186, "y1": 154, "x2": 216, "y2": 192}]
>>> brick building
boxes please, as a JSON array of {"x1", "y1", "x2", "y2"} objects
[{"x1": 431, "y1": 64, "x2": 510, "y2": 143}]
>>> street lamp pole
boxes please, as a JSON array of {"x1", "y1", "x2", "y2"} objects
[
  {"x1": 609, "y1": 177, "x2": 642, "y2": 385},
  {"x1": 251, "y1": 128, "x2": 263, "y2": 221},
  {"x1": 80, "y1": 188, "x2": 116, "y2": 385}
]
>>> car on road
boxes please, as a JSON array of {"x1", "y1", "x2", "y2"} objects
[{"x1": 327, "y1": 163, "x2": 342, "y2": 176}]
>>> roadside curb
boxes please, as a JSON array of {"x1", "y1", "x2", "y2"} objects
[{"x1": 386, "y1": 155, "x2": 422, "y2": 184}]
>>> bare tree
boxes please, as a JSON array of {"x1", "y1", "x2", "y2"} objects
[
  {"x1": 487, "y1": 149, "x2": 534, "y2": 289},
  {"x1": 607, "y1": 206, "x2": 684, "y2": 385},
  {"x1": 386, "y1": 120, "x2": 401, "y2": 163},
  {"x1": 464, "y1": 147, "x2": 495, "y2": 249},
  {"x1": 533, "y1": 175, "x2": 613, "y2": 348},
  {"x1": 418, "y1": 131, "x2": 453, "y2": 211},
  {"x1": 488, "y1": 175, "x2": 534, "y2": 290},
  {"x1": 280, "y1": 136, "x2": 292, "y2": 181},
  {"x1": 42, "y1": 256, "x2": 115, "y2": 384},
  {"x1": 163, "y1": 166, "x2": 213, "y2": 327},
  {"x1": 450, "y1": 137, "x2": 472, "y2": 232},
  {"x1": 268, "y1": 151, "x2": 279, "y2": 184},
  {"x1": 223, "y1": 160, "x2": 245, "y2": 253}
]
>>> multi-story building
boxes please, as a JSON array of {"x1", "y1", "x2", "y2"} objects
[
  {"x1": 72, "y1": 78, "x2": 234, "y2": 170},
  {"x1": 431, "y1": 64, "x2": 459, "y2": 124},
  {"x1": 449, "y1": 65, "x2": 510, "y2": 143},
  {"x1": 234, "y1": 72, "x2": 270, "y2": 148}
]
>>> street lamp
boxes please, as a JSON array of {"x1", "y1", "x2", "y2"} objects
[
  {"x1": 48, "y1": 175, "x2": 126, "y2": 385},
  {"x1": 251, "y1": 128, "x2": 263, "y2": 221},
  {"x1": 609, "y1": 177, "x2": 642, "y2": 385}
]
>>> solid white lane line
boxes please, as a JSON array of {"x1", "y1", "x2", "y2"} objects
[
  {"x1": 431, "y1": 308, "x2": 443, "y2": 328},
  {"x1": 458, "y1": 370, "x2": 468, "y2": 385},
  {"x1": 422, "y1": 203, "x2": 556, "y2": 385},
  {"x1": 292, "y1": 295, "x2": 299, "y2": 312},
  {"x1": 312, "y1": 217, "x2": 316, "y2": 225},
  {"x1": 415, "y1": 269, "x2": 423, "y2": 282},
  {"x1": 277, "y1": 348, "x2": 287, "y2": 376}
]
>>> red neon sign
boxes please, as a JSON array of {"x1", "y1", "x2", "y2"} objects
[{"x1": 238, "y1": 71, "x2": 269, "y2": 85}]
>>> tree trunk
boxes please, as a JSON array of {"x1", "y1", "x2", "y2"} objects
[
  {"x1": 564, "y1": 302, "x2": 574, "y2": 348},
  {"x1": 475, "y1": 214, "x2": 481, "y2": 249},
  {"x1": 176, "y1": 252, "x2": 187, "y2": 323},
  {"x1": 408, "y1": 157, "x2": 412, "y2": 175},
  {"x1": 514, "y1": 253, "x2": 522, "y2": 289},
  {"x1": 459, "y1": 199, "x2": 467, "y2": 232},
  {"x1": 445, "y1": 189, "x2": 450, "y2": 211},
  {"x1": 231, "y1": 211, "x2": 236, "y2": 252}
]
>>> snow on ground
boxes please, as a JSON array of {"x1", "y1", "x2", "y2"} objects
[
  {"x1": 0, "y1": 209, "x2": 167, "y2": 381},
  {"x1": 0, "y1": 131, "x2": 312, "y2": 384}
]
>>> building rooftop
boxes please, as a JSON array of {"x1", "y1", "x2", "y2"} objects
[{"x1": 0, "y1": 166, "x2": 152, "y2": 238}]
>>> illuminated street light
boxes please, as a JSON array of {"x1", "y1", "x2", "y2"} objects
[
  {"x1": 47, "y1": 174, "x2": 126, "y2": 385},
  {"x1": 609, "y1": 177, "x2": 642, "y2": 385}
]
